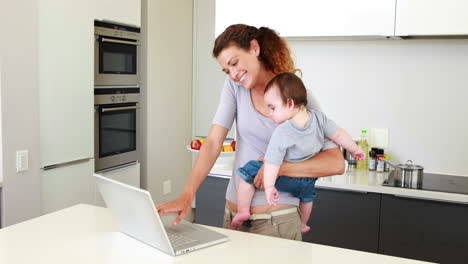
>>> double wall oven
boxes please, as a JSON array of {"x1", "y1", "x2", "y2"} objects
[{"x1": 94, "y1": 21, "x2": 140, "y2": 171}]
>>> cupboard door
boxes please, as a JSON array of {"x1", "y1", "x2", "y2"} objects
[
  {"x1": 38, "y1": 0, "x2": 94, "y2": 168},
  {"x1": 42, "y1": 159, "x2": 95, "y2": 214},
  {"x1": 304, "y1": 187, "x2": 381, "y2": 253},
  {"x1": 396, "y1": 0, "x2": 468, "y2": 35},
  {"x1": 379, "y1": 194, "x2": 468, "y2": 264},
  {"x1": 216, "y1": 0, "x2": 396, "y2": 37},
  {"x1": 95, "y1": 0, "x2": 141, "y2": 27},
  {"x1": 195, "y1": 175, "x2": 229, "y2": 227}
]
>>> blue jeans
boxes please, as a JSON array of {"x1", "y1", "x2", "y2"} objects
[{"x1": 237, "y1": 160, "x2": 317, "y2": 202}]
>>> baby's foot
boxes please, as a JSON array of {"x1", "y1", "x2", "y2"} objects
[
  {"x1": 301, "y1": 224, "x2": 311, "y2": 233},
  {"x1": 231, "y1": 211, "x2": 250, "y2": 230}
]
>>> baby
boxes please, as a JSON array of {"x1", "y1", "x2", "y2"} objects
[{"x1": 232, "y1": 72, "x2": 365, "y2": 232}]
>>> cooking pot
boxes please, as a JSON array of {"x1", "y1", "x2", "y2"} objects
[{"x1": 384, "y1": 160, "x2": 424, "y2": 189}]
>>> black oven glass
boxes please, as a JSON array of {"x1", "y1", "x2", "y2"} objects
[
  {"x1": 99, "y1": 40, "x2": 137, "y2": 74},
  {"x1": 99, "y1": 106, "x2": 136, "y2": 157}
]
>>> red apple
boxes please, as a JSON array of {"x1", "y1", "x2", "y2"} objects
[
  {"x1": 191, "y1": 139, "x2": 201, "y2": 150},
  {"x1": 230, "y1": 140, "x2": 236, "y2": 151}
]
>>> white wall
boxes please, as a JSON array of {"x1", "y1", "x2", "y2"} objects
[
  {"x1": 193, "y1": 0, "x2": 235, "y2": 139},
  {"x1": 289, "y1": 39, "x2": 468, "y2": 176},
  {"x1": 0, "y1": 0, "x2": 42, "y2": 226},
  {"x1": 140, "y1": 0, "x2": 193, "y2": 202}
]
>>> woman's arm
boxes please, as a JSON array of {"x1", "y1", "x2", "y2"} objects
[
  {"x1": 254, "y1": 147, "x2": 344, "y2": 189},
  {"x1": 156, "y1": 124, "x2": 228, "y2": 225},
  {"x1": 280, "y1": 147, "x2": 345, "y2": 178}
]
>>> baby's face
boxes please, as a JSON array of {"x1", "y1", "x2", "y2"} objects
[{"x1": 264, "y1": 86, "x2": 294, "y2": 124}]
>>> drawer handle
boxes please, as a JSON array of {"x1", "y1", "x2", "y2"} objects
[
  {"x1": 394, "y1": 194, "x2": 468, "y2": 205},
  {"x1": 317, "y1": 186, "x2": 368, "y2": 194}
]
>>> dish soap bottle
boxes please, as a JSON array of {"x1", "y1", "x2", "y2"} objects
[{"x1": 357, "y1": 130, "x2": 369, "y2": 170}]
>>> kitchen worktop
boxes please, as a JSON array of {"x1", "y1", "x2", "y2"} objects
[
  {"x1": 0, "y1": 204, "x2": 432, "y2": 264},
  {"x1": 210, "y1": 166, "x2": 468, "y2": 205}
]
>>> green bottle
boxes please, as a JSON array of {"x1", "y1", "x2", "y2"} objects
[{"x1": 357, "y1": 130, "x2": 369, "y2": 170}]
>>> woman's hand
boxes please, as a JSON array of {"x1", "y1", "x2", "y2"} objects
[
  {"x1": 253, "y1": 156, "x2": 265, "y2": 189},
  {"x1": 351, "y1": 148, "x2": 365, "y2": 161},
  {"x1": 156, "y1": 192, "x2": 193, "y2": 226}
]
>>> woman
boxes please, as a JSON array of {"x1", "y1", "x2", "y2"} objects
[{"x1": 157, "y1": 24, "x2": 344, "y2": 240}]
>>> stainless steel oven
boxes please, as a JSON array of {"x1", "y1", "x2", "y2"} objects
[
  {"x1": 94, "y1": 20, "x2": 140, "y2": 86},
  {"x1": 94, "y1": 87, "x2": 139, "y2": 171}
]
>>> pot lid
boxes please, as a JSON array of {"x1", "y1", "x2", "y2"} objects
[{"x1": 397, "y1": 160, "x2": 424, "y2": 170}]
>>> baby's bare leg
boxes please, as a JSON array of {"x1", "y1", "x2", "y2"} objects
[
  {"x1": 231, "y1": 180, "x2": 255, "y2": 229},
  {"x1": 299, "y1": 201, "x2": 313, "y2": 233}
]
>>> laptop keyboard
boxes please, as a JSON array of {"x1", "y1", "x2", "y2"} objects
[{"x1": 166, "y1": 230, "x2": 197, "y2": 247}]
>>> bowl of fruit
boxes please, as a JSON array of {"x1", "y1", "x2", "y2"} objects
[{"x1": 187, "y1": 138, "x2": 236, "y2": 157}]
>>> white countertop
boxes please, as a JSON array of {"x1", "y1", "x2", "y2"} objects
[
  {"x1": 0, "y1": 204, "x2": 432, "y2": 264},
  {"x1": 210, "y1": 166, "x2": 468, "y2": 205}
]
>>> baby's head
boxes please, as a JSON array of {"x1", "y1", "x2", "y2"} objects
[{"x1": 264, "y1": 72, "x2": 308, "y2": 124}]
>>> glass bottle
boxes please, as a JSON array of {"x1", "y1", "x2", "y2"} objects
[
  {"x1": 368, "y1": 149, "x2": 377, "y2": 171},
  {"x1": 356, "y1": 130, "x2": 369, "y2": 170}
]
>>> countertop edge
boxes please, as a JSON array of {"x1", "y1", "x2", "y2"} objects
[
  {"x1": 208, "y1": 169, "x2": 468, "y2": 205},
  {"x1": 314, "y1": 180, "x2": 468, "y2": 205}
]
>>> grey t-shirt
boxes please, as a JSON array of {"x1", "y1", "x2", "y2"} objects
[
  {"x1": 212, "y1": 78, "x2": 338, "y2": 206},
  {"x1": 264, "y1": 110, "x2": 339, "y2": 166}
]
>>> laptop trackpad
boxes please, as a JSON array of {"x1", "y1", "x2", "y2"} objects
[
  {"x1": 161, "y1": 215, "x2": 197, "y2": 233},
  {"x1": 166, "y1": 224, "x2": 197, "y2": 233}
]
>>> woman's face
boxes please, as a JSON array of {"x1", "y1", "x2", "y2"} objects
[
  {"x1": 216, "y1": 41, "x2": 261, "y2": 89},
  {"x1": 264, "y1": 85, "x2": 294, "y2": 124}
]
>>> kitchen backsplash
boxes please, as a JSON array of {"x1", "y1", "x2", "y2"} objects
[{"x1": 289, "y1": 39, "x2": 468, "y2": 176}]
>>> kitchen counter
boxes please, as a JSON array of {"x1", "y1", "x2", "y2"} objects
[
  {"x1": 0, "y1": 204, "x2": 432, "y2": 264},
  {"x1": 210, "y1": 166, "x2": 468, "y2": 205}
]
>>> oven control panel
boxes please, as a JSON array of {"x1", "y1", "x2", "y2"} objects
[{"x1": 94, "y1": 87, "x2": 139, "y2": 105}]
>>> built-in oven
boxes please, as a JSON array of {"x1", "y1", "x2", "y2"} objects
[
  {"x1": 94, "y1": 20, "x2": 140, "y2": 86},
  {"x1": 94, "y1": 87, "x2": 139, "y2": 171}
]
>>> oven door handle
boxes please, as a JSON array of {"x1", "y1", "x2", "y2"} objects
[
  {"x1": 101, "y1": 37, "x2": 140, "y2": 46},
  {"x1": 101, "y1": 106, "x2": 140, "y2": 112}
]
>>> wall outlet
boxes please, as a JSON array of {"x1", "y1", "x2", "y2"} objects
[
  {"x1": 163, "y1": 180, "x2": 171, "y2": 195},
  {"x1": 16, "y1": 150, "x2": 29, "y2": 172}
]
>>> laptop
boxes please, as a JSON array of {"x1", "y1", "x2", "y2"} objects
[{"x1": 94, "y1": 173, "x2": 228, "y2": 256}]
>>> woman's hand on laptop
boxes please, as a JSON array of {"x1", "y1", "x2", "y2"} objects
[{"x1": 156, "y1": 192, "x2": 193, "y2": 226}]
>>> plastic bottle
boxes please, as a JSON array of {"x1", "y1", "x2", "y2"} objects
[{"x1": 356, "y1": 130, "x2": 369, "y2": 170}]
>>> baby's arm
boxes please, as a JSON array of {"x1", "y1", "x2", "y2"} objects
[
  {"x1": 329, "y1": 128, "x2": 365, "y2": 160},
  {"x1": 263, "y1": 161, "x2": 280, "y2": 205}
]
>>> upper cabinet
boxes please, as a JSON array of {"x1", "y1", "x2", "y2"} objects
[
  {"x1": 38, "y1": 0, "x2": 94, "y2": 167},
  {"x1": 96, "y1": 0, "x2": 141, "y2": 27},
  {"x1": 395, "y1": 0, "x2": 468, "y2": 36},
  {"x1": 215, "y1": 0, "x2": 396, "y2": 37}
]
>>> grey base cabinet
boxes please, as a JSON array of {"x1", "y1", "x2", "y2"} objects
[
  {"x1": 379, "y1": 194, "x2": 468, "y2": 264},
  {"x1": 195, "y1": 175, "x2": 229, "y2": 227},
  {"x1": 303, "y1": 187, "x2": 381, "y2": 253},
  {"x1": 195, "y1": 176, "x2": 468, "y2": 263}
]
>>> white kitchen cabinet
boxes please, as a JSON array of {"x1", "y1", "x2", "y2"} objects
[
  {"x1": 41, "y1": 159, "x2": 95, "y2": 214},
  {"x1": 96, "y1": 0, "x2": 141, "y2": 27},
  {"x1": 38, "y1": 0, "x2": 94, "y2": 168},
  {"x1": 395, "y1": 0, "x2": 468, "y2": 36},
  {"x1": 215, "y1": 0, "x2": 396, "y2": 37},
  {"x1": 95, "y1": 162, "x2": 140, "y2": 207}
]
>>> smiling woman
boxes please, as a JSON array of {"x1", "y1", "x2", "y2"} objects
[{"x1": 157, "y1": 24, "x2": 344, "y2": 241}]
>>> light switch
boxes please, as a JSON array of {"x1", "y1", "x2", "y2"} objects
[
  {"x1": 370, "y1": 128, "x2": 389, "y2": 149},
  {"x1": 16, "y1": 150, "x2": 29, "y2": 172},
  {"x1": 163, "y1": 180, "x2": 171, "y2": 195}
]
